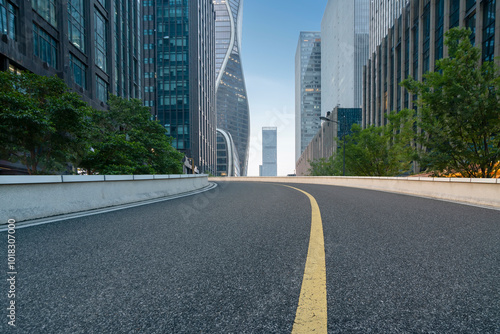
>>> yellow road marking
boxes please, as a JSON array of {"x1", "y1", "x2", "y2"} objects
[{"x1": 281, "y1": 185, "x2": 327, "y2": 334}]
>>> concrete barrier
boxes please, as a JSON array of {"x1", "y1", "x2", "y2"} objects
[
  {"x1": 0, "y1": 174, "x2": 209, "y2": 222},
  {"x1": 209, "y1": 176, "x2": 500, "y2": 209}
]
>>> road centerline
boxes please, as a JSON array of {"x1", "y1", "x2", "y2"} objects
[{"x1": 280, "y1": 185, "x2": 327, "y2": 334}]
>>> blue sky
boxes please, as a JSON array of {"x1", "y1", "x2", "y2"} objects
[{"x1": 241, "y1": 0, "x2": 327, "y2": 176}]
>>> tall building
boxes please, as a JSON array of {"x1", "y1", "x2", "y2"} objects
[
  {"x1": 143, "y1": 0, "x2": 217, "y2": 174},
  {"x1": 213, "y1": 0, "x2": 250, "y2": 176},
  {"x1": 321, "y1": 0, "x2": 369, "y2": 114},
  {"x1": 295, "y1": 31, "x2": 321, "y2": 163},
  {"x1": 216, "y1": 128, "x2": 240, "y2": 177},
  {"x1": 261, "y1": 127, "x2": 277, "y2": 176},
  {"x1": 363, "y1": 0, "x2": 500, "y2": 128},
  {"x1": 0, "y1": 0, "x2": 142, "y2": 109}
]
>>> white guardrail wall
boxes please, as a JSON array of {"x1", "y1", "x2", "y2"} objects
[
  {"x1": 209, "y1": 176, "x2": 500, "y2": 209},
  {"x1": 0, "y1": 174, "x2": 209, "y2": 223}
]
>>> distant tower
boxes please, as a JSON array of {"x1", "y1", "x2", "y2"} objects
[
  {"x1": 214, "y1": 0, "x2": 250, "y2": 176},
  {"x1": 261, "y1": 127, "x2": 277, "y2": 176},
  {"x1": 295, "y1": 32, "x2": 322, "y2": 163}
]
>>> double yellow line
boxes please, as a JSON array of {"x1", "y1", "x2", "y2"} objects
[{"x1": 282, "y1": 185, "x2": 327, "y2": 334}]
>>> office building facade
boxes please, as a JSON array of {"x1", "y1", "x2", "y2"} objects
[
  {"x1": 143, "y1": 0, "x2": 217, "y2": 174},
  {"x1": 363, "y1": 0, "x2": 500, "y2": 128},
  {"x1": 261, "y1": 127, "x2": 277, "y2": 176},
  {"x1": 295, "y1": 107, "x2": 362, "y2": 176},
  {"x1": 295, "y1": 31, "x2": 321, "y2": 163},
  {"x1": 216, "y1": 128, "x2": 240, "y2": 177},
  {"x1": 370, "y1": 0, "x2": 410, "y2": 57},
  {"x1": 0, "y1": 0, "x2": 142, "y2": 109},
  {"x1": 321, "y1": 0, "x2": 369, "y2": 115},
  {"x1": 213, "y1": 0, "x2": 250, "y2": 176}
]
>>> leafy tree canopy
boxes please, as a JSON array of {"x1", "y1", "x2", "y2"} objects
[
  {"x1": 80, "y1": 95, "x2": 183, "y2": 175},
  {"x1": 0, "y1": 71, "x2": 92, "y2": 174},
  {"x1": 309, "y1": 109, "x2": 416, "y2": 177},
  {"x1": 402, "y1": 28, "x2": 500, "y2": 177}
]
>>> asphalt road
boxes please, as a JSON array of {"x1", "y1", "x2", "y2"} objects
[{"x1": 0, "y1": 182, "x2": 499, "y2": 333}]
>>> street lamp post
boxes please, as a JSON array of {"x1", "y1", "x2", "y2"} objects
[{"x1": 320, "y1": 114, "x2": 346, "y2": 176}]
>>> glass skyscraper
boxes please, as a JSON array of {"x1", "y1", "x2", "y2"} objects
[
  {"x1": 143, "y1": 0, "x2": 217, "y2": 174},
  {"x1": 295, "y1": 31, "x2": 322, "y2": 163},
  {"x1": 213, "y1": 0, "x2": 250, "y2": 176}
]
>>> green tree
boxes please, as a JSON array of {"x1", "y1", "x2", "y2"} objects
[
  {"x1": 80, "y1": 95, "x2": 183, "y2": 175},
  {"x1": 402, "y1": 28, "x2": 500, "y2": 177},
  {"x1": 309, "y1": 155, "x2": 337, "y2": 176},
  {"x1": 0, "y1": 71, "x2": 92, "y2": 174},
  {"x1": 309, "y1": 110, "x2": 415, "y2": 177}
]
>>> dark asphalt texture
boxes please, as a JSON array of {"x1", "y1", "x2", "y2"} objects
[{"x1": 0, "y1": 181, "x2": 499, "y2": 333}]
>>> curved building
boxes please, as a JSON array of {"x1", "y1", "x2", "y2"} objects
[
  {"x1": 213, "y1": 0, "x2": 250, "y2": 176},
  {"x1": 216, "y1": 129, "x2": 241, "y2": 177}
]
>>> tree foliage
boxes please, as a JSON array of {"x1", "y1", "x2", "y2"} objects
[
  {"x1": 0, "y1": 72, "x2": 183, "y2": 175},
  {"x1": 80, "y1": 95, "x2": 183, "y2": 175},
  {"x1": 309, "y1": 109, "x2": 416, "y2": 176},
  {"x1": 0, "y1": 71, "x2": 91, "y2": 174},
  {"x1": 402, "y1": 28, "x2": 500, "y2": 177}
]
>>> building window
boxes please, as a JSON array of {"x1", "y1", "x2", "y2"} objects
[
  {"x1": 97, "y1": 0, "x2": 106, "y2": 8},
  {"x1": 412, "y1": 22, "x2": 419, "y2": 81},
  {"x1": 422, "y1": 1, "x2": 431, "y2": 74},
  {"x1": 483, "y1": 0, "x2": 496, "y2": 62},
  {"x1": 466, "y1": 12, "x2": 476, "y2": 46},
  {"x1": 94, "y1": 10, "x2": 107, "y2": 72},
  {"x1": 0, "y1": 0, "x2": 16, "y2": 40},
  {"x1": 32, "y1": 0, "x2": 57, "y2": 27},
  {"x1": 68, "y1": 0, "x2": 85, "y2": 52},
  {"x1": 466, "y1": 0, "x2": 476, "y2": 13},
  {"x1": 450, "y1": 0, "x2": 460, "y2": 29},
  {"x1": 69, "y1": 53, "x2": 86, "y2": 89},
  {"x1": 96, "y1": 75, "x2": 108, "y2": 102},
  {"x1": 33, "y1": 23, "x2": 57, "y2": 68},
  {"x1": 435, "y1": 0, "x2": 444, "y2": 62}
]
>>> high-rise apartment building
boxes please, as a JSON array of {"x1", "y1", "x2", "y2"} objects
[
  {"x1": 261, "y1": 127, "x2": 277, "y2": 176},
  {"x1": 321, "y1": 0, "x2": 369, "y2": 114},
  {"x1": 143, "y1": 0, "x2": 217, "y2": 174},
  {"x1": 0, "y1": 0, "x2": 142, "y2": 110},
  {"x1": 295, "y1": 31, "x2": 321, "y2": 163},
  {"x1": 213, "y1": 0, "x2": 250, "y2": 176},
  {"x1": 363, "y1": 0, "x2": 500, "y2": 128}
]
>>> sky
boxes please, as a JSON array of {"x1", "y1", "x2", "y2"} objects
[{"x1": 241, "y1": 0, "x2": 328, "y2": 176}]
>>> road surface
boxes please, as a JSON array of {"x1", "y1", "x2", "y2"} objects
[{"x1": 1, "y1": 181, "x2": 499, "y2": 333}]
